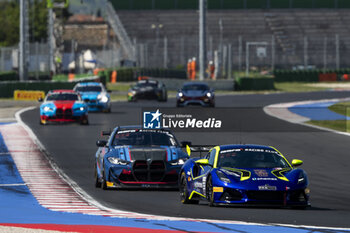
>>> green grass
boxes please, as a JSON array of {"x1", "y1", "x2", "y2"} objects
[
  {"x1": 106, "y1": 83, "x2": 134, "y2": 92},
  {"x1": 305, "y1": 101, "x2": 350, "y2": 132},
  {"x1": 308, "y1": 120, "x2": 350, "y2": 132},
  {"x1": 274, "y1": 82, "x2": 328, "y2": 92},
  {"x1": 328, "y1": 102, "x2": 350, "y2": 117}
]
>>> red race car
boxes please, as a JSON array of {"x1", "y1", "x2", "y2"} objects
[{"x1": 39, "y1": 90, "x2": 89, "y2": 125}]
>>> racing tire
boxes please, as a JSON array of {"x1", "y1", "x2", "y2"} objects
[
  {"x1": 101, "y1": 170, "x2": 108, "y2": 190},
  {"x1": 94, "y1": 165, "x2": 101, "y2": 188},
  {"x1": 81, "y1": 118, "x2": 89, "y2": 125},
  {"x1": 206, "y1": 177, "x2": 215, "y2": 207},
  {"x1": 39, "y1": 118, "x2": 47, "y2": 125},
  {"x1": 180, "y1": 172, "x2": 199, "y2": 204}
]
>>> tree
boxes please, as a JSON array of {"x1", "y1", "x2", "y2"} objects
[
  {"x1": 0, "y1": 1, "x2": 20, "y2": 47},
  {"x1": 30, "y1": 0, "x2": 48, "y2": 43}
]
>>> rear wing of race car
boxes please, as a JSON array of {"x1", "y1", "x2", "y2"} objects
[{"x1": 181, "y1": 141, "x2": 216, "y2": 158}]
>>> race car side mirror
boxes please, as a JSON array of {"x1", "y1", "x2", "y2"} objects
[
  {"x1": 101, "y1": 130, "x2": 111, "y2": 136},
  {"x1": 96, "y1": 140, "x2": 107, "y2": 147},
  {"x1": 292, "y1": 159, "x2": 303, "y2": 167},
  {"x1": 195, "y1": 159, "x2": 209, "y2": 165}
]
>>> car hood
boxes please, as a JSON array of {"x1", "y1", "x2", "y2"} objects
[
  {"x1": 220, "y1": 167, "x2": 294, "y2": 182},
  {"x1": 217, "y1": 167, "x2": 305, "y2": 191},
  {"x1": 80, "y1": 92, "x2": 100, "y2": 100}
]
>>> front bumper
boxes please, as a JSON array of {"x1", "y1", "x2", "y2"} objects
[
  {"x1": 40, "y1": 110, "x2": 88, "y2": 123},
  {"x1": 177, "y1": 97, "x2": 214, "y2": 107},
  {"x1": 213, "y1": 187, "x2": 310, "y2": 207},
  {"x1": 85, "y1": 100, "x2": 110, "y2": 112},
  {"x1": 105, "y1": 162, "x2": 182, "y2": 189}
]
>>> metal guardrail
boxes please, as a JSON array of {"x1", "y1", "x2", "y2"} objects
[{"x1": 105, "y1": 1, "x2": 135, "y2": 61}]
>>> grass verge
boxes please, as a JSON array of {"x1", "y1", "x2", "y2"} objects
[
  {"x1": 328, "y1": 102, "x2": 350, "y2": 117},
  {"x1": 307, "y1": 120, "x2": 350, "y2": 133},
  {"x1": 274, "y1": 82, "x2": 329, "y2": 92}
]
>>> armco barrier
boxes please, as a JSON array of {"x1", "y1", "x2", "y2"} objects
[
  {"x1": 0, "y1": 72, "x2": 18, "y2": 81},
  {"x1": 99, "y1": 68, "x2": 187, "y2": 83},
  {"x1": 235, "y1": 77, "x2": 275, "y2": 90},
  {"x1": 0, "y1": 76, "x2": 99, "y2": 98},
  {"x1": 153, "y1": 78, "x2": 234, "y2": 91},
  {"x1": 273, "y1": 69, "x2": 350, "y2": 82}
]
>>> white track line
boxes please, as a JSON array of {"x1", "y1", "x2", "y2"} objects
[{"x1": 264, "y1": 97, "x2": 350, "y2": 137}]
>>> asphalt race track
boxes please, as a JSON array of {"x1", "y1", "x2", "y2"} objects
[{"x1": 22, "y1": 91, "x2": 350, "y2": 228}]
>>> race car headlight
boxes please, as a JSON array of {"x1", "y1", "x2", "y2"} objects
[
  {"x1": 170, "y1": 158, "x2": 186, "y2": 166},
  {"x1": 107, "y1": 157, "x2": 129, "y2": 165},
  {"x1": 297, "y1": 172, "x2": 306, "y2": 184},
  {"x1": 79, "y1": 106, "x2": 86, "y2": 111},
  {"x1": 178, "y1": 92, "x2": 183, "y2": 97},
  {"x1": 206, "y1": 92, "x2": 212, "y2": 98},
  {"x1": 216, "y1": 170, "x2": 231, "y2": 183},
  {"x1": 98, "y1": 94, "x2": 109, "y2": 103},
  {"x1": 43, "y1": 106, "x2": 54, "y2": 112}
]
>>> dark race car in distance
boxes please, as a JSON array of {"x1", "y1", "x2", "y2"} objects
[
  {"x1": 176, "y1": 82, "x2": 215, "y2": 107},
  {"x1": 180, "y1": 144, "x2": 310, "y2": 208},
  {"x1": 39, "y1": 90, "x2": 88, "y2": 125},
  {"x1": 95, "y1": 126, "x2": 189, "y2": 189},
  {"x1": 127, "y1": 79, "x2": 167, "y2": 102}
]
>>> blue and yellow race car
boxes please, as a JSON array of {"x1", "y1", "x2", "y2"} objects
[
  {"x1": 95, "y1": 126, "x2": 189, "y2": 189},
  {"x1": 179, "y1": 144, "x2": 310, "y2": 207}
]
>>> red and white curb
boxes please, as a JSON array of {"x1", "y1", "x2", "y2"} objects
[{"x1": 0, "y1": 106, "x2": 349, "y2": 231}]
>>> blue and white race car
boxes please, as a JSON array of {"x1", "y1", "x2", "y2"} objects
[
  {"x1": 73, "y1": 82, "x2": 111, "y2": 112},
  {"x1": 180, "y1": 144, "x2": 310, "y2": 207},
  {"x1": 94, "y1": 126, "x2": 189, "y2": 189}
]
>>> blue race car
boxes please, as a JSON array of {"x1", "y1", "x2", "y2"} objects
[
  {"x1": 73, "y1": 82, "x2": 111, "y2": 112},
  {"x1": 179, "y1": 144, "x2": 310, "y2": 207},
  {"x1": 94, "y1": 126, "x2": 189, "y2": 189}
]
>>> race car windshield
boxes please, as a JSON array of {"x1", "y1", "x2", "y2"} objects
[
  {"x1": 75, "y1": 86, "x2": 102, "y2": 92},
  {"x1": 113, "y1": 131, "x2": 178, "y2": 147},
  {"x1": 183, "y1": 84, "x2": 209, "y2": 91},
  {"x1": 135, "y1": 82, "x2": 157, "y2": 88},
  {"x1": 217, "y1": 150, "x2": 290, "y2": 169},
  {"x1": 46, "y1": 93, "x2": 79, "y2": 101}
]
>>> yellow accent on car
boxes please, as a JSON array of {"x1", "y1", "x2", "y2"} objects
[
  {"x1": 271, "y1": 168, "x2": 290, "y2": 182},
  {"x1": 222, "y1": 167, "x2": 251, "y2": 181},
  {"x1": 269, "y1": 146, "x2": 293, "y2": 168},
  {"x1": 195, "y1": 159, "x2": 209, "y2": 165},
  {"x1": 189, "y1": 191, "x2": 206, "y2": 199},
  {"x1": 213, "y1": 187, "x2": 223, "y2": 192},
  {"x1": 212, "y1": 146, "x2": 221, "y2": 168},
  {"x1": 186, "y1": 145, "x2": 191, "y2": 156},
  {"x1": 106, "y1": 181, "x2": 114, "y2": 187}
]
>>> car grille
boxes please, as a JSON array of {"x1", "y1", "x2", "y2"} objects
[
  {"x1": 56, "y1": 108, "x2": 73, "y2": 119},
  {"x1": 246, "y1": 191, "x2": 285, "y2": 201},
  {"x1": 132, "y1": 160, "x2": 165, "y2": 182}
]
